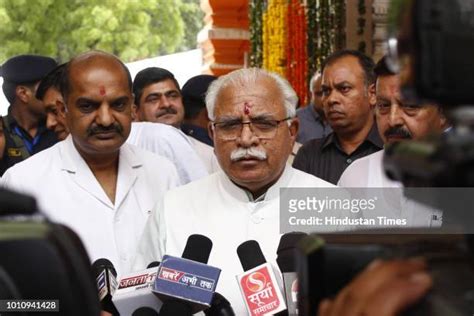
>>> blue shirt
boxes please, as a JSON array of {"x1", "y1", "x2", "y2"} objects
[
  {"x1": 296, "y1": 104, "x2": 332, "y2": 144},
  {"x1": 181, "y1": 123, "x2": 213, "y2": 147}
]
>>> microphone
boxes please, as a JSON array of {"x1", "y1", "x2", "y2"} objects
[
  {"x1": 204, "y1": 292, "x2": 236, "y2": 316},
  {"x1": 296, "y1": 234, "x2": 325, "y2": 316},
  {"x1": 276, "y1": 232, "x2": 308, "y2": 316},
  {"x1": 155, "y1": 234, "x2": 221, "y2": 315},
  {"x1": 158, "y1": 300, "x2": 192, "y2": 315},
  {"x1": 112, "y1": 263, "x2": 161, "y2": 315},
  {"x1": 182, "y1": 234, "x2": 213, "y2": 263},
  {"x1": 92, "y1": 258, "x2": 119, "y2": 315},
  {"x1": 147, "y1": 261, "x2": 161, "y2": 268},
  {"x1": 236, "y1": 240, "x2": 287, "y2": 315},
  {"x1": 132, "y1": 306, "x2": 160, "y2": 316}
]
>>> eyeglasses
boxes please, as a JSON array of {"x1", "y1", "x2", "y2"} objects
[{"x1": 212, "y1": 117, "x2": 293, "y2": 141}]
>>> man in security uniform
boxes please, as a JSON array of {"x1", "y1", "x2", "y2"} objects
[{"x1": 0, "y1": 55, "x2": 58, "y2": 175}]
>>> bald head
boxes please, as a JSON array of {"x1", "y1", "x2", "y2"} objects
[
  {"x1": 60, "y1": 51, "x2": 132, "y2": 103},
  {"x1": 58, "y1": 50, "x2": 134, "y2": 158}
]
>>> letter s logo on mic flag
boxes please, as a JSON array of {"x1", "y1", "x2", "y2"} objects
[
  {"x1": 246, "y1": 272, "x2": 266, "y2": 293},
  {"x1": 237, "y1": 264, "x2": 285, "y2": 314}
]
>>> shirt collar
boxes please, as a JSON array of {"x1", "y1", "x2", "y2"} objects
[
  {"x1": 366, "y1": 123, "x2": 384, "y2": 148},
  {"x1": 322, "y1": 123, "x2": 383, "y2": 150},
  {"x1": 5, "y1": 107, "x2": 48, "y2": 134},
  {"x1": 60, "y1": 135, "x2": 143, "y2": 173},
  {"x1": 218, "y1": 165, "x2": 294, "y2": 203},
  {"x1": 321, "y1": 132, "x2": 336, "y2": 149}
]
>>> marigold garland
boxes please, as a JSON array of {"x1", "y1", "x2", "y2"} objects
[
  {"x1": 249, "y1": 0, "x2": 346, "y2": 107},
  {"x1": 262, "y1": 0, "x2": 287, "y2": 77}
]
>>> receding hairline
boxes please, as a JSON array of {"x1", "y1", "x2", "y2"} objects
[
  {"x1": 323, "y1": 55, "x2": 368, "y2": 81},
  {"x1": 63, "y1": 51, "x2": 132, "y2": 98},
  {"x1": 68, "y1": 52, "x2": 126, "y2": 77},
  {"x1": 215, "y1": 74, "x2": 285, "y2": 104}
]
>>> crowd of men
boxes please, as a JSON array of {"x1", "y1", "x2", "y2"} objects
[{"x1": 0, "y1": 48, "x2": 445, "y2": 314}]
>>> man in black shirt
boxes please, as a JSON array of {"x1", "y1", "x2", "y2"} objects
[
  {"x1": 0, "y1": 55, "x2": 58, "y2": 174},
  {"x1": 293, "y1": 50, "x2": 383, "y2": 184}
]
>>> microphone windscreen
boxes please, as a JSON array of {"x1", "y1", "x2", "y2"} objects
[
  {"x1": 181, "y1": 234, "x2": 213, "y2": 264},
  {"x1": 204, "y1": 292, "x2": 235, "y2": 316},
  {"x1": 237, "y1": 240, "x2": 266, "y2": 271},
  {"x1": 277, "y1": 232, "x2": 308, "y2": 272},
  {"x1": 147, "y1": 261, "x2": 161, "y2": 268},
  {"x1": 132, "y1": 307, "x2": 159, "y2": 316},
  {"x1": 92, "y1": 258, "x2": 117, "y2": 277},
  {"x1": 158, "y1": 300, "x2": 193, "y2": 316}
]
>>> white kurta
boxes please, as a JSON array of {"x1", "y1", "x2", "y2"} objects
[
  {"x1": 1, "y1": 136, "x2": 180, "y2": 275},
  {"x1": 338, "y1": 150, "x2": 442, "y2": 227},
  {"x1": 338, "y1": 150, "x2": 400, "y2": 187},
  {"x1": 128, "y1": 122, "x2": 209, "y2": 184},
  {"x1": 186, "y1": 135, "x2": 221, "y2": 174},
  {"x1": 134, "y1": 166, "x2": 334, "y2": 314}
]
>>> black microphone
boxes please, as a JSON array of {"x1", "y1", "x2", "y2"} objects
[
  {"x1": 181, "y1": 234, "x2": 213, "y2": 263},
  {"x1": 159, "y1": 300, "x2": 192, "y2": 315},
  {"x1": 157, "y1": 234, "x2": 215, "y2": 316},
  {"x1": 132, "y1": 306, "x2": 160, "y2": 316},
  {"x1": 147, "y1": 261, "x2": 160, "y2": 268},
  {"x1": 236, "y1": 240, "x2": 287, "y2": 315},
  {"x1": 276, "y1": 232, "x2": 308, "y2": 316},
  {"x1": 92, "y1": 258, "x2": 119, "y2": 315},
  {"x1": 204, "y1": 292, "x2": 235, "y2": 316},
  {"x1": 237, "y1": 240, "x2": 266, "y2": 271}
]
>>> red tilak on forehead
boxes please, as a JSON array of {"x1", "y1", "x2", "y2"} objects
[
  {"x1": 244, "y1": 101, "x2": 252, "y2": 115},
  {"x1": 99, "y1": 86, "x2": 106, "y2": 96}
]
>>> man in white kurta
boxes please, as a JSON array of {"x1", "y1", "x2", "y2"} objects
[
  {"x1": 135, "y1": 68, "x2": 334, "y2": 314},
  {"x1": 338, "y1": 150, "x2": 398, "y2": 187},
  {"x1": 136, "y1": 166, "x2": 332, "y2": 313},
  {"x1": 1, "y1": 52, "x2": 180, "y2": 276},
  {"x1": 337, "y1": 57, "x2": 448, "y2": 228}
]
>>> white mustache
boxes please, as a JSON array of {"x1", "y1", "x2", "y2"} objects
[{"x1": 230, "y1": 147, "x2": 267, "y2": 162}]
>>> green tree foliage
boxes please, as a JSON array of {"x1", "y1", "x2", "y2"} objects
[{"x1": 0, "y1": 0, "x2": 203, "y2": 63}]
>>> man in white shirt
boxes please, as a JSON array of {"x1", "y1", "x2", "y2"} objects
[
  {"x1": 135, "y1": 68, "x2": 334, "y2": 314},
  {"x1": 127, "y1": 122, "x2": 209, "y2": 183},
  {"x1": 1, "y1": 51, "x2": 180, "y2": 275},
  {"x1": 34, "y1": 63, "x2": 208, "y2": 185},
  {"x1": 338, "y1": 56, "x2": 448, "y2": 187},
  {"x1": 337, "y1": 56, "x2": 448, "y2": 227}
]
